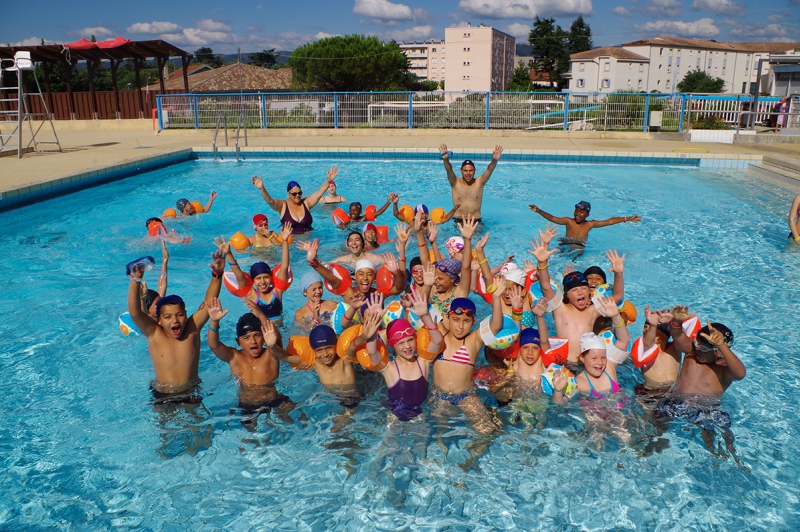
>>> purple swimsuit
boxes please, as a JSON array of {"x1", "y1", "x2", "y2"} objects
[{"x1": 386, "y1": 359, "x2": 428, "y2": 421}]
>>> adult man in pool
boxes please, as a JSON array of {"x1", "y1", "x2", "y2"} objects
[
  {"x1": 126, "y1": 245, "x2": 225, "y2": 404},
  {"x1": 439, "y1": 144, "x2": 503, "y2": 221}
]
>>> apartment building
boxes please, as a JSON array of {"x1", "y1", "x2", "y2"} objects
[
  {"x1": 399, "y1": 23, "x2": 515, "y2": 92},
  {"x1": 567, "y1": 36, "x2": 800, "y2": 94}
]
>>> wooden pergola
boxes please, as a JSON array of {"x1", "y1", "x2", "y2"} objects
[{"x1": 0, "y1": 39, "x2": 192, "y2": 119}]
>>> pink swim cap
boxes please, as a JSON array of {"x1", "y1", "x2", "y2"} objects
[{"x1": 386, "y1": 318, "x2": 415, "y2": 348}]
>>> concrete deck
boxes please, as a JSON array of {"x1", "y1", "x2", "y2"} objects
[{"x1": 2, "y1": 119, "x2": 800, "y2": 196}]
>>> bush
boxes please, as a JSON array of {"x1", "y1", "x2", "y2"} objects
[{"x1": 690, "y1": 115, "x2": 731, "y2": 130}]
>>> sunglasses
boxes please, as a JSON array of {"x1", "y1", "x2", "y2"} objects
[
  {"x1": 693, "y1": 339, "x2": 717, "y2": 353},
  {"x1": 289, "y1": 191, "x2": 303, "y2": 197},
  {"x1": 448, "y1": 308, "x2": 475, "y2": 317}
]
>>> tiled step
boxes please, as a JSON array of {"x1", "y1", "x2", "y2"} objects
[
  {"x1": 762, "y1": 155, "x2": 800, "y2": 174},
  {"x1": 747, "y1": 162, "x2": 800, "y2": 191}
]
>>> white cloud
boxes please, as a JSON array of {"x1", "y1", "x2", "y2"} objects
[
  {"x1": 353, "y1": 0, "x2": 414, "y2": 22},
  {"x1": 246, "y1": 25, "x2": 264, "y2": 33},
  {"x1": 127, "y1": 21, "x2": 182, "y2": 34},
  {"x1": 691, "y1": 0, "x2": 745, "y2": 16},
  {"x1": 315, "y1": 32, "x2": 339, "y2": 40},
  {"x1": 728, "y1": 22, "x2": 798, "y2": 42},
  {"x1": 381, "y1": 25, "x2": 436, "y2": 41},
  {"x1": 505, "y1": 22, "x2": 532, "y2": 40},
  {"x1": 68, "y1": 26, "x2": 115, "y2": 40},
  {"x1": 644, "y1": 0, "x2": 683, "y2": 17},
  {"x1": 635, "y1": 17, "x2": 720, "y2": 37},
  {"x1": 612, "y1": 6, "x2": 632, "y2": 17},
  {"x1": 247, "y1": 31, "x2": 332, "y2": 50},
  {"x1": 458, "y1": 0, "x2": 593, "y2": 19},
  {"x1": 195, "y1": 19, "x2": 233, "y2": 32},
  {"x1": 10, "y1": 36, "x2": 51, "y2": 46}
]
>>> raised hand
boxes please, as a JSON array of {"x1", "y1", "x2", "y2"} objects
[
  {"x1": 209, "y1": 190, "x2": 218, "y2": 201},
  {"x1": 422, "y1": 263, "x2": 436, "y2": 286},
  {"x1": 671, "y1": 305, "x2": 695, "y2": 322},
  {"x1": 553, "y1": 367, "x2": 568, "y2": 392},
  {"x1": 366, "y1": 291, "x2": 385, "y2": 315},
  {"x1": 243, "y1": 298, "x2": 269, "y2": 323},
  {"x1": 261, "y1": 320, "x2": 279, "y2": 348},
  {"x1": 562, "y1": 264, "x2": 575, "y2": 277},
  {"x1": 528, "y1": 204, "x2": 540, "y2": 213},
  {"x1": 508, "y1": 284, "x2": 524, "y2": 309},
  {"x1": 251, "y1": 176, "x2": 264, "y2": 189},
  {"x1": 209, "y1": 248, "x2": 225, "y2": 275},
  {"x1": 475, "y1": 232, "x2": 490, "y2": 253},
  {"x1": 326, "y1": 166, "x2": 339, "y2": 183},
  {"x1": 700, "y1": 321, "x2": 724, "y2": 348},
  {"x1": 540, "y1": 223, "x2": 559, "y2": 246},
  {"x1": 627, "y1": 214, "x2": 642, "y2": 223},
  {"x1": 523, "y1": 259, "x2": 536, "y2": 272},
  {"x1": 492, "y1": 277, "x2": 507, "y2": 299},
  {"x1": 644, "y1": 305, "x2": 661, "y2": 326},
  {"x1": 390, "y1": 192, "x2": 399, "y2": 204},
  {"x1": 413, "y1": 209, "x2": 424, "y2": 232},
  {"x1": 439, "y1": 143, "x2": 449, "y2": 159},
  {"x1": 532, "y1": 296, "x2": 548, "y2": 317},
  {"x1": 161, "y1": 240, "x2": 169, "y2": 262},
  {"x1": 527, "y1": 235, "x2": 557, "y2": 263},
  {"x1": 426, "y1": 223, "x2": 439, "y2": 243},
  {"x1": 297, "y1": 238, "x2": 319, "y2": 263},
  {"x1": 492, "y1": 145, "x2": 503, "y2": 161},
  {"x1": 207, "y1": 297, "x2": 229, "y2": 322},
  {"x1": 279, "y1": 221, "x2": 293, "y2": 242},
  {"x1": 457, "y1": 213, "x2": 478, "y2": 239},
  {"x1": 404, "y1": 286, "x2": 429, "y2": 316},
  {"x1": 596, "y1": 295, "x2": 620, "y2": 317},
  {"x1": 606, "y1": 249, "x2": 625, "y2": 274},
  {"x1": 361, "y1": 308, "x2": 382, "y2": 339},
  {"x1": 382, "y1": 252, "x2": 398, "y2": 273},
  {"x1": 348, "y1": 290, "x2": 366, "y2": 311},
  {"x1": 213, "y1": 235, "x2": 231, "y2": 255}
]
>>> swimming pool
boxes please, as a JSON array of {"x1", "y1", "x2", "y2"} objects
[{"x1": 1, "y1": 158, "x2": 799, "y2": 530}]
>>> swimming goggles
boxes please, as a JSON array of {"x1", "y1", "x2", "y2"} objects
[
  {"x1": 448, "y1": 308, "x2": 475, "y2": 317},
  {"x1": 693, "y1": 339, "x2": 717, "y2": 353}
]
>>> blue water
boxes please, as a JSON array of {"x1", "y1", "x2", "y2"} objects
[{"x1": 2, "y1": 158, "x2": 800, "y2": 530}]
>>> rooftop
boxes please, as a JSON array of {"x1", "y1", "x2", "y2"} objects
[
  {"x1": 621, "y1": 36, "x2": 800, "y2": 53},
  {"x1": 147, "y1": 62, "x2": 291, "y2": 92},
  {"x1": 570, "y1": 47, "x2": 650, "y2": 61}
]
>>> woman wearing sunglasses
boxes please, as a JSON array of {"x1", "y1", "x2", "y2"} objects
[{"x1": 251, "y1": 166, "x2": 339, "y2": 234}]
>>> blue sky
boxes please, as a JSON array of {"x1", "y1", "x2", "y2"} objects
[{"x1": 4, "y1": 0, "x2": 799, "y2": 53}]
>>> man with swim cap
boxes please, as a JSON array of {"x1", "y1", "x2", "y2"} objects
[{"x1": 439, "y1": 143, "x2": 503, "y2": 221}]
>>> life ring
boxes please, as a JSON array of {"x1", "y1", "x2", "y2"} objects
[
  {"x1": 529, "y1": 279, "x2": 563, "y2": 312},
  {"x1": 230, "y1": 231, "x2": 251, "y2": 251},
  {"x1": 286, "y1": 335, "x2": 316, "y2": 370},
  {"x1": 162, "y1": 208, "x2": 177, "y2": 219},
  {"x1": 330, "y1": 301, "x2": 360, "y2": 334},
  {"x1": 190, "y1": 201, "x2": 204, "y2": 214},
  {"x1": 375, "y1": 264, "x2": 395, "y2": 296},
  {"x1": 524, "y1": 269, "x2": 538, "y2": 291},
  {"x1": 598, "y1": 329, "x2": 630, "y2": 365},
  {"x1": 630, "y1": 337, "x2": 660, "y2": 368},
  {"x1": 540, "y1": 337, "x2": 569, "y2": 366},
  {"x1": 375, "y1": 225, "x2": 390, "y2": 245},
  {"x1": 475, "y1": 274, "x2": 498, "y2": 304},
  {"x1": 332, "y1": 208, "x2": 350, "y2": 226},
  {"x1": 541, "y1": 363, "x2": 578, "y2": 398},
  {"x1": 364, "y1": 204, "x2": 377, "y2": 221},
  {"x1": 397, "y1": 204, "x2": 414, "y2": 223},
  {"x1": 223, "y1": 271, "x2": 254, "y2": 297},
  {"x1": 382, "y1": 301, "x2": 405, "y2": 327},
  {"x1": 429, "y1": 207, "x2": 446, "y2": 224},
  {"x1": 415, "y1": 327, "x2": 440, "y2": 361},
  {"x1": 119, "y1": 312, "x2": 141, "y2": 336},
  {"x1": 324, "y1": 263, "x2": 353, "y2": 295},
  {"x1": 271, "y1": 265, "x2": 293, "y2": 292},
  {"x1": 478, "y1": 315, "x2": 520, "y2": 350}
]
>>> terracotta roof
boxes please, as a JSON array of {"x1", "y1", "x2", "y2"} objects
[
  {"x1": 570, "y1": 47, "x2": 649, "y2": 61},
  {"x1": 529, "y1": 70, "x2": 551, "y2": 82},
  {"x1": 621, "y1": 36, "x2": 800, "y2": 53},
  {"x1": 147, "y1": 63, "x2": 291, "y2": 92},
  {"x1": 166, "y1": 64, "x2": 213, "y2": 81}
]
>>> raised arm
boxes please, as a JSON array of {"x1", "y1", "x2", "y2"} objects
[
  {"x1": 274, "y1": 222, "x2": 292, "y2": 296},
  {"x1": 596, "y1": 295, "x2": 630, "y2": 358},
  {"x1": 428, "y1": 223, "x2": 444, "y2": 262},
  {"x1": 528, "y1": 204, "x2": 570, "y2": 226},
  {"x1": 404, "y1": 287, "x2": 442, "y2": 355},
  {"x1": 127, "y1": 265, "x2": 157, "y2": 336},
  {"x1": 702, "y1": 322, "x2": 746, "y2": 381},
  {"x1": 206, "y1": 297, "x2": 236, "y2": 363},
  {"x1": 455, "y1": 214, "x2": 478, "y2": 297},
  {"x1": 440, "y1": 204, "x2": 459, "y2": 224},
  {"x1": 532, "y1": 297, "x2": 551, "y2": 352},
  {"x1": 439, "y1": 143, "x2": 458, "y2": 186},
  {"x1": 590, "y1": 214, "x2": 642, "y2": 229},
  {"x1": 372, "y1": 193, "x2": 395, "y2": 218},
  {"x1": 158, "y1": 241, "x2": 169, "y2": 297},
  {"x1": 361, "y1": 306, "x2": 385, "y2": 369},
  {"x1": 215, "y1": 235, "x2": 247, "y2": 291},
  {"x1": 790, "y1": 194, "x2": 800, "y2": 242},
  {"x1": 251, "y1": 175, "x2": 284, "y2": 213},
  {"x1": 477, "y1": 145, "x2": 503, "y2": 184},
  {"x1": 642, "y1": 306, "x2": 661, "y2": 352},
  {"x1": 203, "y1": 190, "x2": 218, "y2": 213},
  {"x1": 474, "y1": 232, "x2": 493, "y2": 294},
  {"x1": 189, "y1": 248, "x2": 226, "y2": 329},
  {"x1": 606, "y1": 249, "x2": 625, "y2": 305},
  {"x1": 488, "y1": 277, "x2": 508, "y2": 336},
  {"x1": 668, "y1": 305, "x2": 695, "y2": 354},
  {"x1": 412, "y1": 211, "x2": 431, "y2": 267},
  {"x1": 381, "y1": 252, "x2": 407, "y2": 296},
  {"x1": 527, "y1": 225, "x2": 559, "y2": 301},
  {"x1": 305, "y1": 166, "x2": 338, "y2": 209}
]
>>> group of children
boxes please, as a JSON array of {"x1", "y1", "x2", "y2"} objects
[{"x1": 126, "y1": 157, "x2": 747, "y2": 456}]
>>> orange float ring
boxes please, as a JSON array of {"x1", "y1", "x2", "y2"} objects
[
  {"x1": 324, "y1": 263, "x2": 353, "y2": 295},
  {"x1": 271, "y1": 265, "x2": 293, "y2": 292},
  {"x1": 286, "y1": 335, "x2": 316, "y2": 370},
  {"x1": 230, "y1": 231, "x2": 251, "y2": 251},
  {"x1": 223, "y1": 271, "x2": 254, "y2": 297}
]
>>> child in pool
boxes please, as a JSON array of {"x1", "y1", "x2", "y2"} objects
[
  {"x1": 502, "y1": 297, "x2": 552, "y2": 384},
  {"x1": 126, "y1": 246, "x2": 225, "y2": 402},
  {"x1": 360, "y1": 288, "x2": 442, "y2": 421},
  {"x1": 551, "y1": 295, "x2": 631, "y2": 403},
  {"x1": 175, "y1": 191, "x2": 217, "y2": 216},
  {"x1": 128, "y1": 241, "x2": 170, "y2": 321},
  {"x1": 145, "y1": 217, "x2": 191, "y2": 244},
  {"x1": 528, "y1": 200, "x2": 641, "y2": 241},
  {"x1": 326, "y1": 231, "x2": 384, "y2": 269},
  {"x1": 337, "y1": 195, "x2": 394, "y2": 228},
  {"x1": 221, "y1": 222, "x2": 293, "y2": 322},
  {"x1": 249, "y1": 214, "x2": 281, "y2": 249},
  {"x1": 639, "y1": 305, "x2": 695, "y2": 393}
]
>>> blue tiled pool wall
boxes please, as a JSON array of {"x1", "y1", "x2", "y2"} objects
[{"x1": 0, "y1": 148, "x2": 755, "y2": 213}]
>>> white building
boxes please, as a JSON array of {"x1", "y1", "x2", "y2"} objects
[
  {"x1": 399, "y1": 23, "x2": 515, "y2": 92},
  {"x1": 566, "y1": 36, "x2": 800, "y2": 94}
]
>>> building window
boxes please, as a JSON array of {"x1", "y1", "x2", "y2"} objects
[
  {"x1": 579, "y1": 63, "x2": 585, "y2": 72},
  {"x1": 601, "y1": 78, "x2": 610, "y2": 88},
  {"x1": 639, "y1": 64, "x2": 644, "y2": 72},
  {"x1": 749, "y1": 82, "x2": 757, "y2": 93},
  {"x1": 627, "y1": 78, "x2": 632, "y2": 86},
  {"x1": 463, "y1": 61, "x2": 470, "y2": 66},
  {"x1": 432, "y1": 48, "x2": 436, "y2": 53},
  {"x1": 441, "y1": 68, "x2": 445, "y2": 74},
  {"x1": 441, "y1": 47, "x2": 445, "y2": 53},
  {"x1": 657, "y1": 79, "x2": 661, "y2": 86},
  {"x1": 697, "y1": 57, "x2": 701, "y2": 67},
  {"x1": 676, "y1": 57, "x2": 680, "y2": 66},
  {"x1": 707, "y1": 58, "x2": 712, "y2": 69},
  {"x1": 462, "y1": 75, "x2": 470, "y2": 80},
  {"x1": 666, "y1": 78, "x2": 671, "y2": 87},
  {"x1": 742, "y1": 82, "x2": 747, "y2": 93},
  {"x1": 432, "y1": 58, "x2": 436, "y2": 64},
  {"x1": 577, "y1": 78, "x2": 585, "y2": 88},
  {"x1": 660, "y1": 48, "x2": 663, "y2": 56},
  {"x1": 604, "y1": 62, "x2": 610, "y2": 71},
  {"x1": 745, "y1": 60, "x2": 750, "y2": 70},
  {"x1": 463, "y1": 33, "x2": 470, "y2": 38},
  {"x1": 638, "y1": 79, "x2": 642, "y2": 88},
  {"x1": 668, "y1": 57, "x2": 672, "y2": 67},
  {"x1": 723, "y1": 59, "x2": 727, "y2": 68},
  {"x1": 659, "y1": 64, "x2": 662, "y2": 70},
  {"x1": 463, "y1": 47, "x2": 470, "y2": 52},
  {"x1": 441, "y1": 58, "x2": 445, "y2": 64},
  {"x1": 432, "y1": 68, "x2": 436, "y2": 74},
  {"x1": 629, "y1": 63, "x2": 633, "y2": 70}
]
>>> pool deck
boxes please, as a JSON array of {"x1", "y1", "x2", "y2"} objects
[{"x1": 2, "y1": 119, "x2": 800, "y2": 204}]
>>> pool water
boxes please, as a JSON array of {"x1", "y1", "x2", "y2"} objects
[{"x1": 2, "y1": 158, "x2": 800, "y2": 530}]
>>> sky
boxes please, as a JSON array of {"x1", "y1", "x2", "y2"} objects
[{"x1": 3, "y1": 0, "x2": 799, "y2": 55}]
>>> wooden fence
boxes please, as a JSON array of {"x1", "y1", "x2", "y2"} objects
[{"x1": 0, "y1": 89, "x2": 185, "y2": 120}]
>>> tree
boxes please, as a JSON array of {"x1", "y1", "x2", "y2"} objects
[
  {"x1": 289, "y1": 35, "x2": 409, "y2": 91},
  {"x1": 568, "y1": 15, "x2": 592, "y2": 55},
  {"x1": 529, "y1": 17, "x2": 568, "y2": 89},
  {"x1": 677, "y1": 69, "x2": 726, "y2": 93},
  {"x1": 194, "y1": 47, "x2": 223, "y2": 68},
  {"x1": 249, "y1": 49, "x2": 277, "y2": 69},
  {"x1": 506, "y1": 61, "x2": 535, "y2": 92}
]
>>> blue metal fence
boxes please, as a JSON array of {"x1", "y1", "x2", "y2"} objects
[{"x1": 156, "y1": 91, "x2": 780, "y2": 133}]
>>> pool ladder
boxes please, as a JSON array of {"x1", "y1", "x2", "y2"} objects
[{"x1": 212, "y1": 111, "x2": 248, "y2": 161}]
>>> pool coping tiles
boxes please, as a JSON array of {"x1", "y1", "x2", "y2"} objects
[{"x1": 0, "y1": 147, "x2": 763, "y2": 213}]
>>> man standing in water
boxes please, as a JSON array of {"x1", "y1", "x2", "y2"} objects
[{"x1": 439, "y1": 144, "x2": 503, "y2": 222}]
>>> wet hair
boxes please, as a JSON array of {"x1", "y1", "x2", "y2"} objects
[
  {"x1": 409, "y1": 256, "x2": 422, "y2": 269},
  {"x1": 593, "y1": 316, "x2": 612, "y2": 335},
  {"x1": 346, "y1": 231, "x2": 364, "y2": 246},
  {"x1": 143, "y1": 289, "x2": 160, "y2": 312}
]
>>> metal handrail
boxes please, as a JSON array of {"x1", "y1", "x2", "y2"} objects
[
  {"x1": 211, "y1": 111, "x2": 228, "y2": 161},
  {"x1": 234, "y1": 111, "x2": 248, "y2": 161},
  {"x1": 736, "y1": 110, "x2": 800, "y2": 132}
]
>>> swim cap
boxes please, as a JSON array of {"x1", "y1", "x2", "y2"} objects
[
  {"x1": 575, "y1": 200, "x2": 591, "y2": 212},
  {"x1": 350, "y1": 202, "x2": 362, "y2": 210},
  {"x1": 309, "y1": 324, "x2": 337, "y2": 348},
  {"x1": 415, "y1": 204, "x2": 429, "y2": 214},
  {"x1": 250, "y1": 262, "x2": 272, "y2": 279},
  {"x1": 253, "y1": 214, "x2": 268, "y2": 227},
  {"x1": 461, "y1": 160, "x2": 475, "y2": 168},
  {"x1": 504, "y1": 268, "x2": 527, "y2": 288},
  {"x1": 583, "y1": 266, "x2": 607, "y2": 284},
  {"x1": 387, "y1": 318, "x2": 415, "y2": 348},
  {"x1": 176, "y1": 198, "x2": 190, "y2": 211},
  {"x1": 355, "y1": 259, "x2": 376, "y2": 273},
  {"x1": 698, "y1": 323, "x2": 734, "y2": 347},
  {"x1": 448, "y1": 297, "x2": 476, "y2": 315},
  {"x1": 155, "y1": 294, "x2": 185, "y2": 316},
  {"x1": 579, "y1": 332, "x2": 606, "y2": 353},
  {"x1": 300, "y1": 271, "x2": 323, "y2": 295},
  {"x1": 363, "y1": 223, "x2": 377, "y2": 234},
  {"x1": 445, "y1": 236, "x2": 464, "y2": 257},
  {"x1": 236, "y1": 313, "x2": 262, "y2": 337},
  {"x1": 520, "y1": 328, "x2": 541, "y2": 346},
  {"x1": 287, "y1": 180, "x2": 301, "y2": 191},
  {"x1": 563, "y1": 272, "x2": 589, "y2": 293},
  {"x1": 145, "y1": 217, "x2": 163, "y2": 230},
  {"x1": 435, "y1": 258, "x2": 461, "y2": 282}
]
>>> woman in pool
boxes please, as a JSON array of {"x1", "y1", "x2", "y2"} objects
[
  {"x1": 319, "y1": 180, "x2": 346, "y2": 204},
  {"x1": 293, "y1": 271, "x2": 338, "y2": 331},
  {"x1": 327, "y1": 231, "x2": 384, "y2": 269},
  {"x1": 249, "y1": 214, "x2": 280, "y2": 250},
  {"x1": 789, "y1": 194, "x2": 800, "y2": 244},
  {"x1": 251, "y1": 166, "x2": 339, "y2": 234}
]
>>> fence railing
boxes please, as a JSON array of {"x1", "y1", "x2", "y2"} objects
[{"x1": 156, "y1": 91, "x2": 782, "y2": 133}]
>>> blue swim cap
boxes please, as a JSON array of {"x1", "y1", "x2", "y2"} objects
[
  {"x1": 309, "y1": 324, "x2": 337, "y2": 348},
  {"x1": 300, "y1": 271, "x2": 323, "y2": 294},
  {"x1": 448, "y1": 297, "x2": 476, "y2": 315},
  {"x1": 520, "y1": 328, "x2": 541, "y2": 346},
  {"x1": 287, "y1": 180, "x2": 301, "y2": 191},
  {"x1": 155, "y1": 294, "x2": 185, "y2": 316},
  {"x1": 415, "y1": 204, "x2": 429, "y2": 214},
  {"x1": 250, "y1": 262, "x2": 272, "y2": 279}
]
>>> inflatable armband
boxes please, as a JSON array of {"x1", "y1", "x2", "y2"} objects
[
  {"x1": 119, "y1": 312, "x2": 141, "y2": 336},
  {"x1": 286, "y1": 335, "x2": 315, "y2": 370},
  {"x1": 230, "y1": 232, "x2": 251, "y2": 251},
  {"x1": 324, "y1": 264, "x2": 353, "y2": 295},
  {"x1": 272, "y1": 265, "x2": 293, "y2": 292},
  {"x1": 429, "y1": 207, "x2": 446, "y2": 224},
  {"x1": 415, "y1": 327, "x2": 440, "y2": 361},
  {"x1": 223, "y1": 271, "x2": 253, "y2": 297},
  {"x1": 529, "y1": 280, "x2": 563, "y2": 312},
  {"x1": 375, "y1": 225, "x2": 390, "y2": 245},
  {"x1": 375, "y1": 264, "x2": 394, "y2": 296},
  {"x1": 332, "y1": 208, "x2": 350, "y2": 226},
  {"x1": 681, "y1": 316, "x2": 701, "y2": 339},
  {"x1": 364, "y1": 205, "x2": 377, "y2": 221},
  {"x1": 630, "y1": 337, "x2": 660, "y2": 368},
  {"x1": 162, "y1": 208, "x2": 177, "y2": 219},
  {"x1": 479, "y1": 315, "x2": 520, "y2": 350},
  {"x1": 540, "y1": 337, "x2": 569, "y2": 367},
  {"x1": 541, "y1": 363, "x2": 578, "y2": 398},
  {"x1": 397, "y1": 204, "x2": 414, "y2": 223}
]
